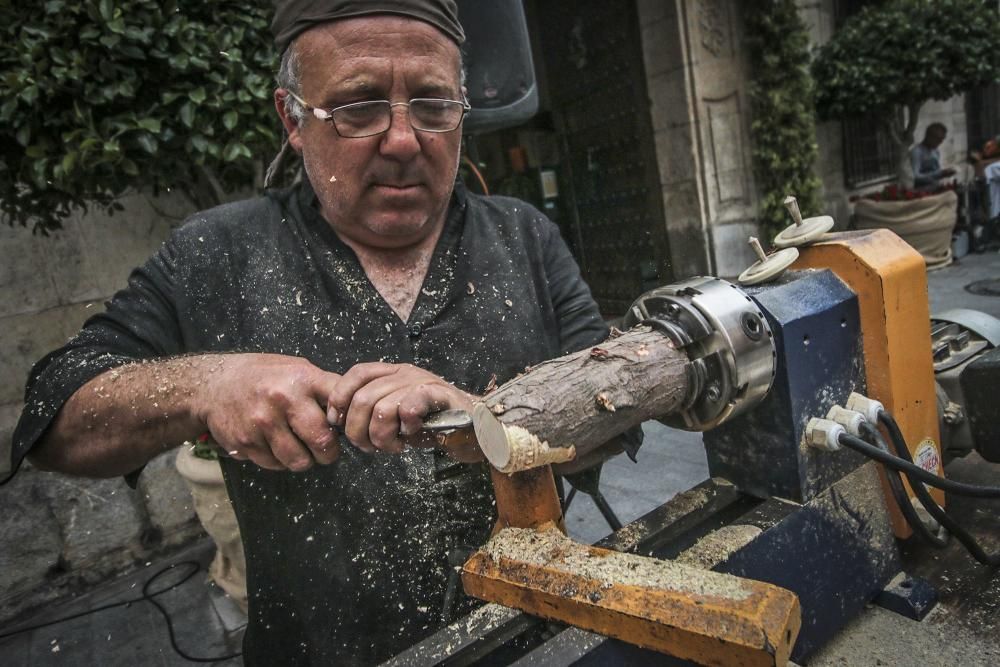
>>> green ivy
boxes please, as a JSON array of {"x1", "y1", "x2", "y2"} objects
[
  {"x1": 745, "y1": 0, "x2": 822, "y2": 243},
  {"x1": 0, "y1": 0, "x2": 280, "y2": 232},
  {"x1": 813, "y1": 0, "x2": 1000, "y2": 177}
]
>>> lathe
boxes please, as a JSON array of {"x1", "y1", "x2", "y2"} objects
[{"x1": 383, "y1": 228, "x2": 1000, "y2": 666}]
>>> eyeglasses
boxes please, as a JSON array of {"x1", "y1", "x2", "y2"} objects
[{"x1": 286, "y1": 91, "x2": 471, "y2": 138}]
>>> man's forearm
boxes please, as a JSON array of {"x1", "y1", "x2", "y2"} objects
[{"x1": 29, "y1": 355, "x2": 221, "y2": 477}]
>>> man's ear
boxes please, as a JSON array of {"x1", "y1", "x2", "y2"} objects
[{"x1": 274, "y1": 89, "x2": 304, "y2": 153}]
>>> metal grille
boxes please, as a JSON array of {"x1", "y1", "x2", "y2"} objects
[
  {"x1": 535, "y1": 0, "x2": 672, "y2": 316},
  {"x1": 842, "y1": 114, "x2": 899, "y2": 188},
  {"x1": 967, "y1": 82, "x2": 1000, "y2": 152}
]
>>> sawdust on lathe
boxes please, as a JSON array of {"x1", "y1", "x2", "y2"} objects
[
  {"x1": 483, "y1": 527, "x2": 753, "y2": 601},
  {"x1": 674, "y1": 524, "x2": 763, "y2": 569}
]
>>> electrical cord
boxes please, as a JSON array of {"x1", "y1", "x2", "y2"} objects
[
  {"x1": 857, "y1": 421, "x2": 948, "y2": 548},
  {"x1": 836, "y1": 431, "x2": 1000, "y2": 499},
  {"x1": 876, "y1": 411, "x2": 1000, "y2": 567},
  {"x1": 461, "y1": 154, "x2": 489, "y2": 195},
  {"x1": 0, "y1": 560, "x2": 242, "y2": 663},
  {"x1": 878, "y1": 412, "x2": 1000, "y2": 499}
]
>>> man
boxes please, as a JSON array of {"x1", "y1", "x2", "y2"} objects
[
  {"x1": 911, "y1": 122, "x2": 956, "y2": 189},
  {"x1": 9, "y1": 2, "x2": 612, "y2": 665}
]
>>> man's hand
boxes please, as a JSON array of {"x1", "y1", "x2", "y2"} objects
[
  {"x1": 940, "y1": 167, "x2": 957, "y2": 178},
  {"x1": 197, "y1": 354, "x2": 342, "y2": 472},
  {"x1": 326, "y1": 362, "x2": 482, "y2": 462}
]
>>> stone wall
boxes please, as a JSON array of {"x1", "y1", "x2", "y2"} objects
[
  {"x1": 639, "y1": 0, "x2": 766, "y2": 279},
  {"x1": 0, "y1": 191, "x2": 205, "y2": 623}
]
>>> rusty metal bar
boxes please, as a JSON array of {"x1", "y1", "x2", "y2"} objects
[{"x1": 463, "y1": 527, "x2": 800, "y2": 667}]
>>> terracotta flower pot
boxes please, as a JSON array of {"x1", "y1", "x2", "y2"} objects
[
  {"x1": 854, "y1": 190, "x2": 958, "y2": 270},
  {"x1": 175, "y1": 447, "x2": 248, "y2": 611}
]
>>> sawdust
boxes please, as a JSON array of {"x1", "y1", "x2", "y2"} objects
[
  {"x1": 674, "y1": 524, "x2": 762, "y2": 569},
  {"x1": 461, "y1": 602, "x2": 516, "y2": 632},
  {"x1": 605, "y1": 484, "x2": 716, "y2": 552},
  {"x1": 483, "y1": 527, "x2": 754, "y2": 601}
]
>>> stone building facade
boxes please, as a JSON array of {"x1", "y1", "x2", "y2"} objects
[
  {"x1": 634, "y1": 0, "x2": 971, "y2": 279},
  {"x1": 508, "y1": 0, "x2": 974, "y2": 309}
]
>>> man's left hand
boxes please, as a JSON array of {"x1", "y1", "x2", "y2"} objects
[{"x1": 327, "y1": 362, "x2": 482, "y2": 462}]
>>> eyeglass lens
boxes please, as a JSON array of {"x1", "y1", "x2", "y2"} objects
[{"x1": 333, "y1": 100, "x2": 465, "y2": 137}]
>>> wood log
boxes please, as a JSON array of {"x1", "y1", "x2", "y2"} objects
[{"x1": 474, "y1": 325, "x2": 689, "y2": 474}]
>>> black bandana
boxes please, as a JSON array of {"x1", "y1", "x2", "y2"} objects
[{"x1": 271, "y1": 0, "x2": 465, "y2": 53}]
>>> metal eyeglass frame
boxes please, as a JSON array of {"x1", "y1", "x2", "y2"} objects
[{"x1": 285, "y1": 90, "x2": 471, "y2": 138}]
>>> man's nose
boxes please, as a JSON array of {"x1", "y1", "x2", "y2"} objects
[{"x1": 379, "y1": 105, "x2": 421, "y2": 159}]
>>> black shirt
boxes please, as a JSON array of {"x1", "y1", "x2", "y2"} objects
[{"x1": 11, "y1": 180, "x2": 607, "y2": 665}]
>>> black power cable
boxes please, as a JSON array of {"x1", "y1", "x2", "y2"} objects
[
  {"x1": 876, "y1": 411, "x2": 1000, "y2": 568},
  {"x1": 0, "y1": 560, "x2": 242, "y2": 663},
  {"x1": 838, "y1": 431, "x2": 1000, "y2": 567},
  {"x1": 877, "y1": 411, "x2": 1000, "y2": 499},
  {"x1": 836, "y1": 431, "x2": 1000, "y2": 499},
  {"x1": 857, "y1": 421, "x2": 948, "y2": 549}
]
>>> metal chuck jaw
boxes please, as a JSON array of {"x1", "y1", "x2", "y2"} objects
[{"x1": 624, "y1": 276, "x2": 777, "y2": 431}]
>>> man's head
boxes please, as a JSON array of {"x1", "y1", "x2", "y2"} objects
[
  {"x1": 923, "y1": 122, "x2": 948, "y2": 149},
  {"x1": 272, "y1": 2, "x2": 466, "y2": 250}
]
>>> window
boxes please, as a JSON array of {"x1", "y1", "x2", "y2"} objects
[
  {"x1": 835, "y1": 0, "x2": 897, "y2": 188},
  {"x1": 967, "y1": 82, "x2": 1000, "y2": 152},
  {"x1": 842, "y1": 114, "x2": 899, "y2": 188}
]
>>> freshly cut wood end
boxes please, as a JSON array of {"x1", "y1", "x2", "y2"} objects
[{"x1": 472, "y1": 402, "x2": 576, "y2": 473}]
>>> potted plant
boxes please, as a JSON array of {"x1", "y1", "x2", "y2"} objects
[
  {"x1": 811, "y1": 0, "x2": 1000, "y2": 265},
  {"x1": 175, "y1": 434, "x2": 247, "y2": 611},
  {"x1": 851, "y1": 181, "x2": 960, "y2": 270}
]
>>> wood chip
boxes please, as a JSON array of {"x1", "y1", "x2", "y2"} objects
[
  {"x1": 595, "y1": 392, "x2": 616, "y2": 412},
  {"x1": 589, "y1": 347, "x2": 610, "y2": 360}
]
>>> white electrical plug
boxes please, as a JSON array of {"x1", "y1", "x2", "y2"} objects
[
  {"x1": 826, "y1": 405, "x2": 867, "y2": 436},
  {"x1": 846, "y1": 392, "x2": 884, "y2": 423},
  {"x1": 806, "y1": 417, "x2": 845, "y2": 452}
]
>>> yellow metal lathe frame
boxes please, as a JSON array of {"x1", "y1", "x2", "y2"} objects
[{"x1": 794, "y1": 229, "x2": 946, "y2": 537}]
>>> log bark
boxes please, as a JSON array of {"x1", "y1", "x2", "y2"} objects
[{"x1": 475, "y1": 325, "x2": 689, "y2": 474}]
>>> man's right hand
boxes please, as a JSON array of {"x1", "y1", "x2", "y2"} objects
[{"x1": 196, "y1": 354, "x2": 342, "y2": 472}]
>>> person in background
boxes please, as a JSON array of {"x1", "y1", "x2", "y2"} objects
[{"x1": 911, "y1": 122, "x2": 957, "y2": 189}]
